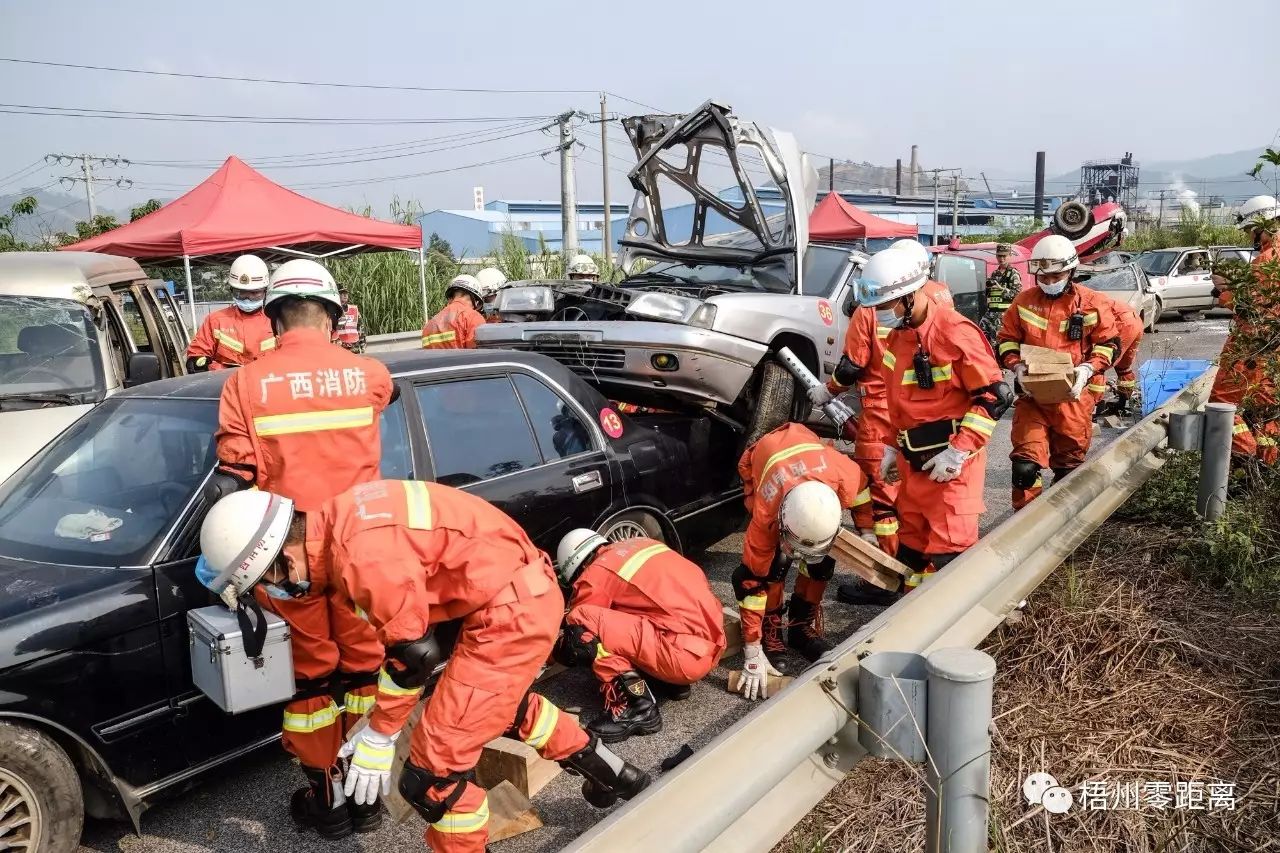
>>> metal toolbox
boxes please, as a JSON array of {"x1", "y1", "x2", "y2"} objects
[{"x1": 187, "y1": 604, "x2": 295, "y2": 714}]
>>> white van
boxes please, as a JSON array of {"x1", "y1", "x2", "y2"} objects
[{"x1": 0, "y1": 252, "x2": 190, "y2": 482}]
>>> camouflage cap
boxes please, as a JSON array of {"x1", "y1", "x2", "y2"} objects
[{"x1": 995, "y1": 243, "x2": 1012, "y2": 256}]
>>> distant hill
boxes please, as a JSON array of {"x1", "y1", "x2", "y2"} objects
[
  {"x1": 817, "y1": 161, "x2": 968, "y2": 196},
  {"x1": 0, "y1": 186, "x2": 135, "y2": 245},
  {"x1": 1047, "y1": 145, "x2": 1272, "y2": 206}
]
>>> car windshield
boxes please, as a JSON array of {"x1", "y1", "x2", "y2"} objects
[
  {"x1": 628, "y1": 259, "x2": 793, "y2": 294},
  {"x1": 800, "y1": 245, "x2": 853, "y2": 297},
  {"x1": 0, "y1": 397, "x2": 218, "y2": 566},
  {"x1": 0, "y1": 295, "x2": 105, "y2": 405},
  {"x1": 1136, "y1": 252, "x2": 1179, "y2": 276},
  {"x1": 1085, "y1": 268, "x2": 1139, "y2": 292}
]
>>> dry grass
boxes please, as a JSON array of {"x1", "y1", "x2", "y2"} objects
[{"x1": 781, "y1": 524, "x2": 1280, "y2": 853}]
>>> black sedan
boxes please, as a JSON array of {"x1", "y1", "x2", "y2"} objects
[{"x1": 0, "y1": 348, "x2": 743, "y2": 852}]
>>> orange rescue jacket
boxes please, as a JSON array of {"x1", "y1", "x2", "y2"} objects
[
  {"x1": 421, "y1": 299, "x2": 486, "y2": 349},
  {"x1": 187, "y1": 305, "x2": 276, "y2": 369},
  {"x1": 996, "y1": 283, "x2": 1120, "y2": 374}
]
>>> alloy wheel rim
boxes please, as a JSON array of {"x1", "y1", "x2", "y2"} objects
[
  {"x1": 605, "y1": 520, "x2": 649, "y2": 541},
  {"x1": 0, "y1": 768, "x2": 41, "y2": 853}
]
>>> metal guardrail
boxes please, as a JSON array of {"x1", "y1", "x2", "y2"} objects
[
  {"x1": 564, "y1": 369, "x2": 1217, "y2": 853},
  {"x1": 365, "y1": 330, "x2": 421, "y2": 353}
]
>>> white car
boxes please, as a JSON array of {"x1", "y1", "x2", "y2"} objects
[
  {"x1": 1136, "y1": 247, "x2": 1215, "y2": 318},
  {"x1": 1074, "y1": 262, "x2": 1162, "y2": 333}
]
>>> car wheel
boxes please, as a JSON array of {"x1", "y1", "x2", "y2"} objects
[
  {"x1": 0, "y1": 722, "x2": 83, "y2": 853},
  {"x1": 1052, "y1": 201, "x2": 1094, "y2": 240},
  {"x1": 743, "y1": 361, "x2": 796, "y2": 448},
  {"x1": 1180, "y1": 310, "x2": 1204, "y2": 322},
  {"x1": 1148, "y1": 299, "x2": 1163, "y2": 332},
  {"x1": 600, "y1": 510, "x2": 664, "y2": 544}
]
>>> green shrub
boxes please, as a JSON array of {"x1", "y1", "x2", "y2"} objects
[{"x1": 1114, "y1": 452, "x2": 1202, "y2": 526}]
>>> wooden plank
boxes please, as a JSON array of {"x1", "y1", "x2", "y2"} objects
[
  {"x1": 485, "y1": 780, "x2": 544, "y2": 843},
  {"x1": 476, "y1": 736, "x2": 562, "y2": 799},
  {"x1": 832, "y1": 528, "x2": 910, "y2": 578},
  {"x1": 720, "y1": 605, "x2": 743, "y2": 661},
  {"x1": 726, "y1": 670, "x2": 794, "y2": 695}
]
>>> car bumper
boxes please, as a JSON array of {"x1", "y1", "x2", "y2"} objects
[{"x1": 475, "y1": 321, "x2": 768, "y2": 405}]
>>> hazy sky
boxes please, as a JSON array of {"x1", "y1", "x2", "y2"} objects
[{"x1": 1, "y1": 0, "x2": 1276, "y2": 219}]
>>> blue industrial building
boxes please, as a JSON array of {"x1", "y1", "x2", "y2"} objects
[{"x1": 418, "y1": 200, "x2": 630, "y2": 260}]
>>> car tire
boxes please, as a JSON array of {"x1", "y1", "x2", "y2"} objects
[
  {"x1": 1052, "y1": 201, "x2": 1094, "y2": 240},
  {"x1": 0, "y1": 722, "x2": 83, "y2": 853},
  {"x1": 1180, "y1": 310, "x2": 1204, "y2": 322},
  {"x1": 1148, "y1": 299, "x2": 1163, "y2": 332},
  {"x1": 743, "y1": 361, "x2": 796, "y2": 448},
  {"x1": 600, "y1": 510, "x2": 664, "y2": 544}
]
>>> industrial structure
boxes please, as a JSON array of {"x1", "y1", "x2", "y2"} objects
[{"x1": 1079, "y1": 153, "x2": 1141, "y2": 209}]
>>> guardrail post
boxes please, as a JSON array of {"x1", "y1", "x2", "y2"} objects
[
  {"x1": 1197, "y1": 402, "x2": 1236, "y2": 521},
  {"x1": 925, "y1": 648, "x2": 996, "y2": 853}
]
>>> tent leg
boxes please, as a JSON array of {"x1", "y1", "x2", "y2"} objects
[
  {"x1": 183, "y1": 255, "x2": 196, "y2": 333},
  {"x1": 418, "y1": 246, "x2": 429, "y2": 326}
]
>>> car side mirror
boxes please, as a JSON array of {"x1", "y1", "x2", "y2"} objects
[{"x1": 125, "y1": 352, "x2": 162, "y2": 387}]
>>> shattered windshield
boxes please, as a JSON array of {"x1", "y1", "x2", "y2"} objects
[
  {"x1": 626, "y1": 260, "x2": 793, "y2": 294},
  {"x1": 1136, "y1": 251, "x2": 1178, "y2": 276},
  {"x1": 1085, "y1": 268, "x2": 1139, "y2": 292},
  {"x1": 0, "y1": 296, "x2": 105, "y2": 405},
  {"x1": 0, "y1": 397, "x2": 218, "y2": 566}
]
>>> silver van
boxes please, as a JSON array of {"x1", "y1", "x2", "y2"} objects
[{"x1": 0, "y1": 252, "x2": 190, "y2": 482}]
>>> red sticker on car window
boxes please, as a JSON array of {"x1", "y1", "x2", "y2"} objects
[
  {"x1": 818, "y1": 300, "x2": 834, "y2": 326},
  {"x1": 600, "y1": 408, "x2": 624, "y2": 438}
]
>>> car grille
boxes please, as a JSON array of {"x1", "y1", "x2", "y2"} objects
[{"x1": 513, "y1": 342, "x2": 627, "y2": 371}]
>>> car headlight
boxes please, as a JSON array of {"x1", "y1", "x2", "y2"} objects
[
  {"x1": 688, "y1": 302, "x2": 717, "y2": 329},
  {"x1": 494, "y1": 286, "x2": 555, "y2": 315},
  {"x1": 625, "y1": 291, "x2": 703, "y2": 324}
]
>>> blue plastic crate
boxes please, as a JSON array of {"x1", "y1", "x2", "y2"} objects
[{"x1": 1138, "y1": 359, "x2": 1211, "y2": 415}]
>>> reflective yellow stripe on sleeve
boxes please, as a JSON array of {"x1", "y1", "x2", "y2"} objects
[
  {"x1": 876, "y1": 326, "x2": 892, "y2": 339},
  {"x1": 253, "y1": 406, "x2": 374, "y2": 436},
  {"x1": 1091, "y1": 345, "x2": 1114, "y2": 359},
  {"x1": 213, "y1": 330, "x2": 246, "y2": 353},
  {"x1": 1087, "y1": 382, "x2": 1107, "y2": 394},
  {"x1": 616, "y1": 543, "x2": 669, "y2": 582},
  {"x1": 960, "y1": 411, "x2": 998, "y2": 436},
  {"x1": 759, "y1": 443, "x2": 826, "y2": 484},
  {"x1": 739, "y1": 593, "x2": 767, "y2": 612},
  {"x1": 434, "y1": 798, "x2": 490, "y2": 834},
  {"x1": 998, "y1": 341, "x2": 1021, "y2": 356},
  {"x1": 344, "y1": 691, "x2": 376, "y2": 715},
  {"x1": 282, "y1": 701, "x2": 341, "y2": 733},
  {"x1": 403, "y1": 480, "x2": 433, "y2": 530},
  {"x1": 873, "y1": 518, "x2": 899, "y2": 536},
  {"x1": 882, "y1": 350, "x2": 897, "y2": 370},
  {"x1": 260, "y1": 337, "x2": 277, "y2": 351},
  {"x1": 901, "y1": 363, "x2": 954, "y2": 386},
  {"x1": 853, "y1": 488, "x2": 871, "y2": 507},
  {"x1": 422, "y1": 330, "x2": 458, "y2": 347},
  {"x1": 523, "y1": 700, "x2": 561, "y2": 750},
  {"x1": 377, "y1": 667, "x2": 424, "y2": 698},
  {"x1": 1016, "y1": 306, "x2": 1049, "y2": 330},
  {"x1": 1059, "y1": 312, "x2": 1099, "y2": 332}
]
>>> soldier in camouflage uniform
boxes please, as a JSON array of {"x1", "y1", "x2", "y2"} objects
[{"x1": 981, "y1": 243, "x2": 1024, "y2": 342}]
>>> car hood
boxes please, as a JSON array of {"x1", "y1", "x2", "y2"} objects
[
  {"x1": 618, "y1": 100, "x2": 817, "y2": 293},
  {"x1": 0, "y1": 404, "x2": 93, "y2": 485}
]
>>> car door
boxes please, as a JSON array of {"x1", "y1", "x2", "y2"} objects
[
  {"x1": 932, "y1": 254, "x2": 986, "y2": 323},
  {"x1": 409, "y1": 371, "x2": 615, "y2": 552},
  {"x1": 1164, "y1": 251, "x2": 1214, "y2": 309}
]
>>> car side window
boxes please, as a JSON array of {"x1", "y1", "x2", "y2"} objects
[
  {"x1": 512, "y1": 373, "x2": 593, "y2": 460},
  {"x1": 118, "y1": 292, "x2": 155, "y2": 353},
  {"x1": 379, "y1": 395, "x2": 414, "y2": 480},
  {"x1": 415, "y1": 377, "x2": 541, "y2": 487}
]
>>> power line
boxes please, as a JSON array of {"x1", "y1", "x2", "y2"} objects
[
  {"x1": 288, "y1": 147, "x2": 558, "y2": 190},
  {"x1": 0, "y1": 102, "x2": 551, "y2": 126},
  {"x1": 0, "y1": 159, "x2": 46, "y2": 190}
]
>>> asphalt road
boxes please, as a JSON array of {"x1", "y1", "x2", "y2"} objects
[{"x1": 78, "y1": 315, "x2": 1229, "y2": 853}]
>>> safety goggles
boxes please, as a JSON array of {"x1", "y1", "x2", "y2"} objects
[
  {"x1": 1027, "y1": 254, "x2": 1077, "y2": 275},
  {"x1": 782, "y1": 532, "x2": 835, "y2": 565}
]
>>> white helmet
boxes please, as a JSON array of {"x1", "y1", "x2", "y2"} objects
[
  {"x1": 556, "y1": 528, "x2": 608, "y2": 585},
  {"x1": 199, "y1": 490, "x2": 295, "y2": 609},
  {"x1": 1027, "y1": 234, "x2": 1079, "y2": 275},
  {"x1": 475, "y1": 267, "x2": 508, "y2": 299},
  {"x1": 567, "y1": 254, "x2": 599, "y2": 278},
  {"x1": 446, "y1": 274, "x2": 484, "y2": 304},
  {"x1": 778, "y1": 481, "x2": 842, "y2": 563},
  {"x1": 854, "y1": 248, "x2": 929, "y2": 307},
  {"x1": 1235, "y1": 195, "x2": 1280, "y2": 230},
  {"x1": 227, "y1": 254, "x2": 269, "y2": 293},
  {"x1": 265, "y1": 259, "x2": 342, "y2": 323},
  {"x1": 888, "y1": 239, "x2": 931, "y2": 278}
]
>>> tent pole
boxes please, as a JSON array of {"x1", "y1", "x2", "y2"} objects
[
  {"x1": 183, "y1": 255, "x2": 196, "y2": 332},
  {"x1": 418, "y1": 245, "x2": 429, "y2": 326}
]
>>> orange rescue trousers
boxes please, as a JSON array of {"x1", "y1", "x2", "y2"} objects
[
  {"x1": 1009, "y1": 392, "x2": 1100, "y2": 509},
  {"x1": 895, "y1": 447, "x2": 986, "y2": 589},
  {"x1": 408, "y1": 581, "x2": 587, "y2": 853},
  {"x1": 568, "y1": 606, "x2": 719, "y2": 685}
]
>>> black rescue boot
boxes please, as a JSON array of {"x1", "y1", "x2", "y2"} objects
[
  {"x1": 290, "y1": 767, "x2": 353, "y2": 838},
  {"x1": 347, "y1": 797, "x2": 383, "y2": 834},
  {"x1": 643, "y1": 674, "x2": 691, "y2": 701},
  {"x1": 760, "y1": 606, "x2": 790, "y2": 674},
  {"x1": 836, "y1": 579, "x2": 899, "y2": 607},
  {"x1": 588, "y1": 671, "x2": 662, "y2": 744},
  {"x1": 786, "y1": 596, "x2": 832, "y2": 662},
  {"x1": 562, "y1": 734, "x2": 651, "y2": 808}
]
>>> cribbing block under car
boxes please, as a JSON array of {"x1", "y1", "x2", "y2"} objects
[
  {"x1": 1019, "y1": 344, "x2": 1075, "y2": 404},
  {"x1": 829, "y1": 528, "x2": 908, "y2": 591},
  {"x1": 187, "y1": 605, "x2": 294, "y2": 714},
  {"x1": 1139, "y1": 359, "x2": 1212, "y2": 416}
]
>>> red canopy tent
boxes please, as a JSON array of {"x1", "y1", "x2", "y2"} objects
[
  {"x1": 59, "y1": 156, "x2": 425, "y2": 326},
  {"x1": 808, "y1": 193, "x2": 918, "y2": 241}
]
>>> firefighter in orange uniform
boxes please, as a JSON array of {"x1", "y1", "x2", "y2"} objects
[
  {"x1": 1210, "y1": 195, "x2": 1280, "y2": 464},
  {"x1": 185, "y1": 254, "x2": 276, "y2": 371},
  {"x1": 422, "y1": 274, "x2": 487, "y2": 349},
  {"x1": 553, "y1": 531, "x2": 726, "y2": 741},
  {"x1": 1096, "y1": 291, "x2": 1145, "y2": 412},
  {"x1": 197, "y1": 484, "x2": 650, "y2": 853},
  {"x1": 333, "y1": 286, "x2": 363, "y2": 351},
  {"x1": 210, "y1": 258, "x2": 394, "y2": 837},
  {"x1": 846, "y1": 248, "x2": 1010, "y2": 591},
  {"x1": 998, "y1": 235, "x2": 1120, "y2": 508},
  {"x1": 732, "y1": 423, "x2": 873, "y2": 690}
]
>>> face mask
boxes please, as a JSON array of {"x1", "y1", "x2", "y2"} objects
[
  {"x1": 264, "y1": 579, "x2": 310, "y2": 600},
  {"x1": 1037, "y1": 279, "x2": 1068, "y2": 297},
  {"x1": 875, "y1": 307, "x2": 904, "y2": 328},
  {"x1": 235, "y1": 297, "x2": 264, "y2": 313}
]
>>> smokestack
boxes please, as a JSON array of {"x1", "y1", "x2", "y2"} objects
[
  {"x1": 909, "y1": 145, "x2": 920, "y2": 195},
  {"x1": 1033, "y1": 152, "x2": 1046, "y2": 223},
  {"x1": 896, "y1": 159, "x2": 903, "y2": 196}
]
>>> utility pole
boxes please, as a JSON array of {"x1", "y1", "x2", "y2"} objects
[
  {"x1": 46, "y1": 153, "x2": 130, "y2": 220},
  {"x1": 556, "y1": 111, "x2": 579, "y2": 258},
  {"x1": 980, "y1": 171, "x2": 994, "y2": 200},
  {"x1": 1033, "y1": 151, "x2": 1046, "y2": 225},
  {"x1": 1155, "y1": 189, "x2": 1173, "y2": 228},
  {"x1": 599, "y1": 94, "x2": 612, "y2": 273},
  {"x1": 951, "y1": 177, "x2": 961, "y2": 240},
  {"x1": 925, "y1": 167, "x2": 961, "y2": 246},
  {"x1": 829, "y1": 157, "x2": 835, "y2": 193},
  {"x1": 895, "y1": 159, "x2": 903, "y2": 196}
]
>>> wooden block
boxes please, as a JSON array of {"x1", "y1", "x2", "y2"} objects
[
  {"x1": 720, "y1": 605, "x2": 743, "y2": 661},
  {"x1": 1021, "y1": 344, "x2": 1073, "y2": 372},
  {"x1": 727, "y1": 670, "x2": 793, "y2": 695},
  {"x1": 485, "y1": 780, "x2": 543, "y2": 843},
  {"x1": 476, "y1": 736, "x2": 562, "y2": 799},
  {"x1": 831, "y1": 528, "x2": 910, "y2": 578}
]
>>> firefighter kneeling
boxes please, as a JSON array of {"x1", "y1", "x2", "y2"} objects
[
  {"x1": 553, "y1": 531, "x2": 726, "y2": 742},
  {"x1": 199, "y1": 484, "x2": 648, "y2": 853}
]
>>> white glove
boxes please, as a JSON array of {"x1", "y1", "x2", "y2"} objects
[
  {"x1": 858, "y1": 529, "x2": 880, "y2": 547},
  {"x1": 920, "y1": 444, "x2": 971, "y2": 483},
  {"x1": 879, "y1": 447, "x2": 901, "y2": 484},
  {"x1": 737, "y1": 642, "x2": 783, "y2": 701},
  {"x1": 825, "y1": 398, "x2": 856, "y2": 431},
  {"x1": 1009, "y1": 362, "x2": 1029, "y2": 395},
  {"x1": 808, "y1": 384, "x2": 833, "y2": 406},
  {"x1": 1069, "y1": 364, "x2": 1094, "y2": 400},
  {"x1": 339, "y1": 727, "x2": 400, "y2": 805}
]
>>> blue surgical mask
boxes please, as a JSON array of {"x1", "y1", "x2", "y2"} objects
[
  {"x1": 235, "y1": 297, "x2": 264, "y2": 313},
  {"x1": 1038, "y1": 280, "x2": 1068, "y2": 297},
  {"x1": 194, "y1": 555, "x2": 219, "y2": 592},
  {"x1": 264, "y1": 580, "x2": 310, "y2": 600},
  {"x1": 875, "y1": 307, "x2": 904, "y2": 328}
]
